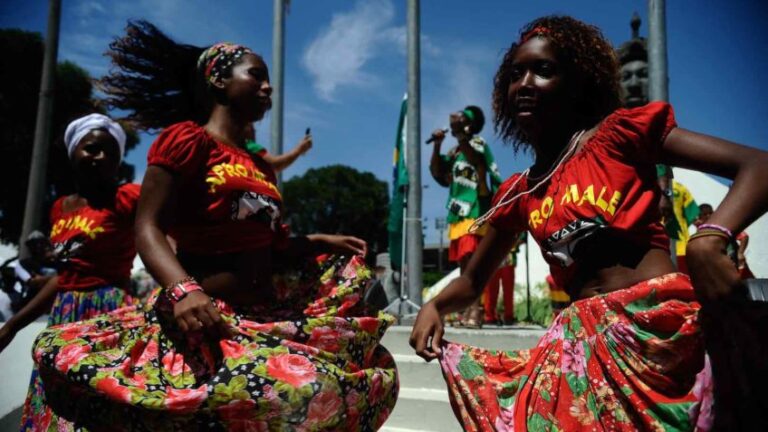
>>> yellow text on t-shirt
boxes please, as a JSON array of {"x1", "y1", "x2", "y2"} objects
[
  {"x1": 205, "y1": 163, "x2": 280, "y2": 196},
  {"x1": 529, "y1": 184, "x2": 622, "y2": 229},
  {"x1": 50, "y1": 215, "x2": 105, "y2": 240}
]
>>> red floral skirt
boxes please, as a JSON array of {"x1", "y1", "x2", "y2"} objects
[
  {"x1": 20, "y1": 285, "x2": 135, "y2": 431},
  {"x1": 31, "y1": 255, "x2": 398, "y2": 431},
  {"x1": 439, "y1": 273, "x2": 713, "y2": 431}
]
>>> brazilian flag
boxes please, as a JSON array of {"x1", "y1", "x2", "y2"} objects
[{"x1": 388, "y1": 95, "x2": 409, "y2": 271}]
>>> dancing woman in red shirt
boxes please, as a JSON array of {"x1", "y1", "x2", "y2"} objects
[
  {"x1": 0, "y1": 113, "x2": 140, "y2": 430},
  {"x1": 410, "y1": 16, "x2": 768, "y2": 431},
  {"x1": 29, "y1": 21, "x2": 397, "y2": 431}
]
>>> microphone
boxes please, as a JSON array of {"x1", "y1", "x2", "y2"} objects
[{"x1": 426, "y1": 128, "x2": 449, "y2": 144}]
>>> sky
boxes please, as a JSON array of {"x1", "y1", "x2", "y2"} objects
[{"x1": 2, "y1": 0, "x2": 767, "y2": 245}]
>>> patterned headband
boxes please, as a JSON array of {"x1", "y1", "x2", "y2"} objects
[
  {"x1": 520, "y1": 26, "x2": 551, "y2": 44},
  {"x1": 197, "y1": 42, "x2": 254, "y2": 86}
]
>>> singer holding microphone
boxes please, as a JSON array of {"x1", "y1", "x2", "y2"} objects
[{"x1": 428, "y1": 106, "x2": 502, "y2": 328}]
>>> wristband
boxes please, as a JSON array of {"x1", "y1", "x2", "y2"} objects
[
  {"x1": 689, "y1": 230, "x2": 731, "y2": 243},
  {"x1": 166, "y1": 277, "x2": 203, "y2": 303},
  {"x1": 697, "y1": 223, "x2": 733, "y2": 239},
  {"x1": 165, "y1": 275, "x2": 195, "y2": 290}
]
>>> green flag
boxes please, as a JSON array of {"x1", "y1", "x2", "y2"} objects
[{"x1": 388, "y1": 95, "x2": 408, "y2": 271}]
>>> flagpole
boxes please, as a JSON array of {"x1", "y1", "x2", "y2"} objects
[
  {"x1": 20, "y1": 0, "x2": 61, "y2": 259},
  {"x1": 648, "y1": 0, "x2": 675, "y2": 266},
  {"x1": 405, "y1": 0, "x2": 423, "y2": 308},
  {"x1": 400, "y1": 192, "x2": 408, "y2": 315},
  {"x1": 271, "y1": 0, "x2": 286, "y2": 187},
  {"x1": 648, "y1": 0, "x2": 669, "y2": 102},
  {"x1": 525, "y1": 234, "x2": 531, "y2": 322}
]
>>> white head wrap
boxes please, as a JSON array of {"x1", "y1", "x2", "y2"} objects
[{"x1": 64, "y1": 113, "x2": 126, "y2": 161}]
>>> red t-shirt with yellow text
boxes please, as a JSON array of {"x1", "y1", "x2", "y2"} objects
[
  {"x1": 50, "y1": 183, "x2": 140, "y2": 290},
  {"x1": 147, "y1": 121, "x2": 285, "y2": 255},
  {"x1": 489, "y1": 102, "x2": 676, "y2": 293}
]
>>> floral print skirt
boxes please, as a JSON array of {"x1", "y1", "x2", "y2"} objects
[
  {"x1": 20, "y1": 285, "x2": 135, "y2": 431},
  {"x1": 438, "y1": 273, "x2": 713, "y2": 431},
  {"x1": 31, "y1": 255, "x2": 398, "y2": 431}
]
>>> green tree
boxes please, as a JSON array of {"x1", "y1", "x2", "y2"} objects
[
  {"x1": 0, "y1": 29, "x2": 138, "y2": 244},
  {"x1": 282, "y1": 165, "x2": 389, "y2": 262}
]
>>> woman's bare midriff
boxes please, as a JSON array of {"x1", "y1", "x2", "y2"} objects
[
  {"x1": 576, "y1": 248, "x2": 676, "y2": 299},
  {"x1": 178, "y1": 248, "x2": 274, "y2": 306}
]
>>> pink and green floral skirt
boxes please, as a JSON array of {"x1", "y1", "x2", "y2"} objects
[
  {"x1": 439, "y1": 272, "x2": 713, "y2": 431},
  {"x1": 31, "y1": 255, "x2": 398, "y2": 431},
  {"x1": 20, "y1": 285, "x2": 135, "y2": 431}
]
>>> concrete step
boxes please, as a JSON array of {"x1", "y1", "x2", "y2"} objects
[
  {"x1": 379, "y1": 325, "x2": 546, "y2": 431},
  {"x1": 0, "y1": 407, "x2": 22, "y2": 432},
  {"x1": 392, "y1": 354, "x2": 445, "y2": 391},
  {"x1": 382, "y1": 324, "x2": 546, "y2": 356},
  {"x1": 382, "y1": 388, "x2": 461, "y2": 432}
]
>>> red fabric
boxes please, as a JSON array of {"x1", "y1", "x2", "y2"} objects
[
  {"x1": 735, "y1": 231, "x2": 754, "y2": 278},
  {"x1": 489, "y1": 102, "x2": 676, "y2": 292},
  {"x1": 448, "y1": 234, "x2": 481, "y2": 263},
  {"x1": 740, "y1": 264, "x2": 755, "y2": 279},
  {"x1": 49, "y1": 184, "x2": 140, "y2": 291},
  {"x1": 147, "y1": 122, "x2": 286, "y2": 254},
  {"x1": 439, "y1": 273, "x2": 712, "y2": 431},
  {"x1": 483, "y1": 265, "x2": 515, "y2": 322}
]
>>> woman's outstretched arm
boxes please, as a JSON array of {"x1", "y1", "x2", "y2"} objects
[
  {"x1": 0, "y1": 276, "x2": 59, "y2": 353},
  {"x1": 409, "y1": 226, "x2": 518, "y2": 361},
  {"x1": 264, "y1": 134, "x2": 312, "y2": 173},
  {"x1": 661, "y1": 128, "x2": 768, "y2": 300}
]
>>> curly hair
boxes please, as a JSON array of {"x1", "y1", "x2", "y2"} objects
[
  {"x1": 492, "y1": 16, "x2": 622, "y2": 153},
  {"x1": 98, "y1": 20, "x2": 209, "y2": 131}
]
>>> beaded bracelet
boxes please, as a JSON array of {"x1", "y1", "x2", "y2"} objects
[
  {"x1": 165, "y1": 275, "x2": 195, "y2": 291},
  {"x1": 166, "y1": 276, "x2": 203, "y2": 303},
  {"x1": 697, "y1": 223, "x2": 733, "y2": 239},
  {"x1": 689, "y1": 230, "x2": 731, "y2": 243}
]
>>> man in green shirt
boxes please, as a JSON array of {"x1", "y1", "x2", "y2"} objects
[{"x1": 428, "y1": 105, "x2": 502, "y2": 327}]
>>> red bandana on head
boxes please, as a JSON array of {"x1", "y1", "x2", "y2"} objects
[
  {"x1": 197, "y1": 42, "x2": 253, "y2": 86},
  {"x1": 521, "y1": 26, "x2": 551, "y2": 44}
]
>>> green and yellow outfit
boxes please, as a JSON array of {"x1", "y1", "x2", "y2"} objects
[
  {"x1": 657, "y1": 165, "x2": 699, "y2": 272},
  {"x1": 442, "y1": 136, "x2": 502, "y2": 262}
]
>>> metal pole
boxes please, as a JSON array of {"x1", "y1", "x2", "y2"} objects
[
  {"x1": 525, "y1": 234, "x2": 531, "y2": 322},
  {"x1": 648, "y1": 0, "x2": 668, "y2": 102},
  {"x1": 405, "y1": 0, "x2": 422, "y2": 308},
  {"x1": 400, "y1": 192, "x2": 408, "y2": 316},
  {"x1": 648, "y1": 0, "x2": 674, "y2": 264},
  {"x1": 435, "y1": 217, "x2": 445, "y2": 274},
  {"x1": 438, "y1": 229, "x2": 443, "y2": 274},
  {"x1": 19, "y1": 0, "x2": 61, "y2": 259},
  {"x1": 271, "y1": 0, "x2": 285, "y2": 187}
]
